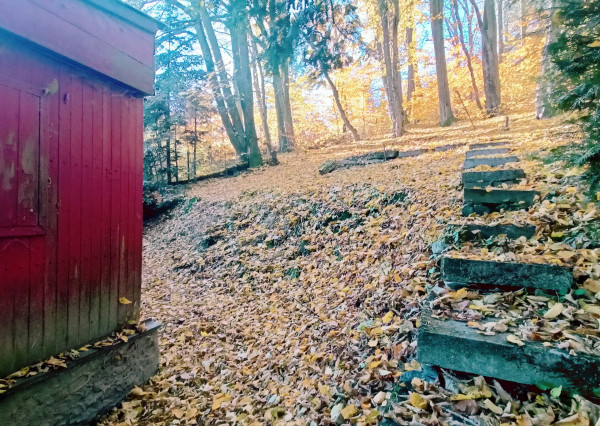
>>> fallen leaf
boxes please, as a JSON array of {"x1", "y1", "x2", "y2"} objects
[
  {"x1": 483, "y1": 398, "x2": 503, "y2": 415},
  {"x1": 171, "y1": 408, "x2": 185, "y2": 419},
  {"x1": 341, "y1": 404, "x2": 358, "y2": 419},
  {"x1": 212, "y1": 393, "x2": 232, "y2": 410},
  {"x1": 451, "y1": 288, "x2": 468, "y2": 300},
  {"x1": 550, "y1": 386, "x2": 562, "y2": 398},
  {"x1": 382, "y1": 311, "x2": 394, "y2": 323},
  {"x1": 372, "y1": 391, "x2": 387, "y2": 404},
  {"x1": 409, "y1": 392, "x2": 428, "y2": 410},
  {"x1": 584, "y1": 279, "x2": 600, "y2": 293},
  {"x1": 544, "y1": 302, "x2": 564, "y2": 319},
  {"x1": 507, "y1": 334, "x2": 525, "y2": 347}
]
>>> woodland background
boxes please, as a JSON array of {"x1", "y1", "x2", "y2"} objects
[{"x1": 126, "y1": 0, "x2": 556, "y2": 185}]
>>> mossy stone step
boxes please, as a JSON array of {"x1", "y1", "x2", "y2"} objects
[
  {"x1": 440, "y1": 256, "x2": 573, "y2": 294},
  {"x1": 464, "y1": 156, "x2": 519, "y2": 170},
  {"x1": 465, "y1": 148, "x2": 510, "y2": 159},
  {"x1": 464, "y1": 188, "x2": 539, "y2": 205},
  {"x1": 452, "y1": 223, "x2": 536, "y2": 241},
  {"x1": 434, "y1": 143, "x2": 466, "y2": 152},
  {"x1": 462, "y1": 188, "x2": 539, "y2": 216},
  {"x1": 417, "y1": 306, "x2": 600, "y2": 397},
  {"x1": 462, "y1": 169, "x2": 525, "y2": 189},
  {"x1": 469, "y1": 141, "x2": 509, "y2": 149},
  {"x1": 397, "y1": 148, "x2": 428, "y2": 158}
]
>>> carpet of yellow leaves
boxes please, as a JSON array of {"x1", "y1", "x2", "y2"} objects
[{"x1": 99, "y1": 113, "x2": 600, "y2": 425}]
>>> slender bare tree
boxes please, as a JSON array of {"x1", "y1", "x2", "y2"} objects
[{"x1": 430, "y1": 0, "x2": 456, "y2": 126}]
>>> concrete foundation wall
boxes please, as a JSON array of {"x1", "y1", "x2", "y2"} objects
[{"x1": 0, "y1": 320, "x2": 160, "y2": 426}]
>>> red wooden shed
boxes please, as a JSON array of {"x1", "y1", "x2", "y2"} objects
[{"x1": 0, "y1": 0, "x2": 159, "y2": 377}]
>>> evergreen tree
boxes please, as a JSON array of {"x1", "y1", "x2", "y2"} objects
[
  {"x1": 549, "y1": 0, "x2": 600, "y2": 188},
  {"x1": 143, "y1": 2, "x2": 203, "y2": 183},
  {"x1": 298, "y1": 0, "x2": 363, "y2": 141}
]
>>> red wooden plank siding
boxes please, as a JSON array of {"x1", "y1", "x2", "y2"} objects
[
  {"x1": 12, "y1": 239, "x2": 31, "y2": 371},
  {"x1": 16, "y1": 91, "x2": 40, "y2": 227},
  {"x1": 122, "y1": 96, "x2": 134, "y2": 324},
  {"x1": 89, "y1": 83, "x2": 103, "y2": 339},
  {"x1": 56, "y1": 68, "x2": 72, "y2": 352},
  {"x1": 0, "y1": 241, "x2": 15, "y2": 374},
  {"x1": 0, "y1": 86, "x2": 20, "y2": 228},
  {"x1": 0, "y1": 0, "x2": 157, "y2": 94},
  {"x1": 79, "y1": 82, "x2": 93, "y2": 343},
  {"x1": 29, "y1": 237, "x2": 45, "y2": 361},
  {"x1": 134, "y1": 99, "x2": 143, "y2": 315},
  {"x1": 99, "y1": 85, "x2": 112, "y2": 337},
  {"x1": 41, "y1": 59, "x2": 59, "y2": 358},
  {"x1": 28, "y1": 0, "x2": 156, "y2": 66},
  {"x1": 16, "y1": 52, "x2": 47, "y2": 363},
  {"x1": 0, "y1": 34, "x2": 147, "y2": 378},
  {"x1": 110, "y1": 93, "x2": 122, "y2": 332},
  {"x1": 118, "y1": 95, "x2": 128, "y2": 325},
  {"x1": 67, "y1": 76, "x2": 83, "y2": 348}
]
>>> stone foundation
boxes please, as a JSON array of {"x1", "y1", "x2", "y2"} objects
[{"x1": 0, "y1": 320, "x2": 160, "y2": 426}]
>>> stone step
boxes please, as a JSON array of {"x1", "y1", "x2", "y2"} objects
[
  {"x1": 469, "y1": 141, "x2": 509, "y2": 149},
  {"x1": 462, "y1": 169, "x2": 525, "y2": 189},
  {"x1": 434, "y1": 143, "x2": 466, "y2": 152},
  {"x1": 440, "y1": 256, "x2": 573, "y2": 294},
  {"x1": 451, "y1": 223, "x2": 536, "y2": 241},
  {"x1": 464, "y1": 156, "x2": 519, "y2": 170},
  {"x1": 465, "y1": 148, "x2": 510, "y2": 159},
  {"x1": 464, "y1": 188, "x2": 539, "y2": 205},
  {"x1": 417, "y1": 306, "x2": 600, "y2": 397},
  {"x1": 397, "y1": 148, "x2": 428, "y2": 158},
  {"x1": 462, "y1": 188, "x2": 539, "y2": 215}
]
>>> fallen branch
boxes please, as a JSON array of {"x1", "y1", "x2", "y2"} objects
[
  {"x1": 454, "y1": 90, "x2": 476, "y2": 130},
  {"x1": 319, "y1": 148, "x2": 430, "y2": 175},
  {"x1": 171, "y1": 161, "x2": 250, "y2": 185}
]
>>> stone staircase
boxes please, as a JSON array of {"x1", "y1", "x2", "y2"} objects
[{"x1": 417, "y1": 141, "x2": 600, "y2": 396}]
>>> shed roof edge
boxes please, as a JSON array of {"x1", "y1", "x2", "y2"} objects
[{"x1": 82, "y1": 0, "x2": 164, "y2": 33}]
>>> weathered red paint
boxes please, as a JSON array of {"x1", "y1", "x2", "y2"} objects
[
  {"x1": 0, "y1": 1, "x2": 157, "y2": 377},
  {"x1": 0, "y1": 0, "x2": 157, "y2": 95}
]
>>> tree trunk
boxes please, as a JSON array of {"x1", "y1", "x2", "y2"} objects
[
  {"x1": 376, "y1": 40, "x2": 394, "y2": 121},
  {"x1": 281, "y1": 60, "x2": 296, "y2": 152},
  {"x1": 186, "y1": 9, "x2": 246, "y2": 156},
  {"x1": 174, "y1": 139, "x2": 179, "y2": 183},
  {"x1": 482, "y1": 0, "x2": 501, "y2": 114},
  {"x1": 272, "y1": 64, "x2": 290, "y2": 153},
  {"x1": 155, "y1": 134, "x2": 166, "y2": 184},
  {"x1": 497, "y1": 0, "x2": 504, "y2": 62},
  {"x1": 390, "y1": 0, "x2": 406, "y2": 132},
  {"x1": 378, "y1": 0, "x2": 404, "y2": 136},
  {"x1": 230, "y1": 20, "x2": 263, "y2": 167},
  {"x1": 452, "y1": 0, "x2": 483, "y2": 110},
  {"x1": 535, "y1": 0, "x2": 558, "y2": 119},
  {"x1": 520, "y1": 0, "x2": 527, "y2": 39},
  {"x1": 406, "y1": 0, "x2": 419, "y2": 98},
  {"x1": 193, "y1": 115, "x2": 197, "y2": 178},
  {"x1": 430, "y1": 0, "x2": 456, "y2": 126},
  {"x1": 459, "y1": 0, "x2": 475, "y2": 57},
  {"x1": 324, "y1": 70, "x2": 360, "y2": 141},
  {"x1": 406, "y1": 27, "x2": 416, "y2": 102},
  {"x1": 166, "y1": 136, "x2": 172, "y2": 183},
  {"x1": 250, "y1": 39, "x2": 277, "y2": 164},
  {"x1": 198, "y1": 5, "x2": 247, "y2": 153},
  {"x1": 187, "y1": 142, "x2": 191, "y2": 180}
]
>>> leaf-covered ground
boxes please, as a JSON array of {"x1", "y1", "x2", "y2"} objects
[{"x1": 100, "y1": 114, "x2": 600, "y2": 425}]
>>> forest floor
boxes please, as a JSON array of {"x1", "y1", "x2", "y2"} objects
[{"x1": 101, "y1": 112, "x2": 600, "y2": 425}]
